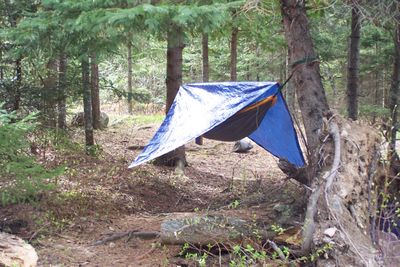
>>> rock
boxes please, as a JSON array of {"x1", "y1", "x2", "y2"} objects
[
  {"x1": 323, "y1": 227, "x2": 338, "y2": 238},
  {"x1": 71, "y1": 112, "x2": 109, "y2": 129},
  {"x1": 160, "y1": 215, "x2": 255, "y2": 245},
  {"x1": 0, "y1": 231, "x2": 38, "y2": 267},
  {"x1": 233, "y1": 138, "x2": 253, "y2": 153},
  {"x1": 99, "y1": 112, "x2": 109, "y2": 129}
]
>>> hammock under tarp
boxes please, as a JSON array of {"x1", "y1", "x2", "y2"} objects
[{"x1": 129, "y1": 82, "x2": 305, "y2": 168}]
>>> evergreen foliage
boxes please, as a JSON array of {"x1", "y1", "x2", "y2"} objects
[{"x1": 0, "y1": 104, "x2": 63, "y2": 206}]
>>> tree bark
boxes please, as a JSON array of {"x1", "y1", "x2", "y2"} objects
[
  {"x1": 0, "y1": 42, "x2": 3, "y2": 81},
  {"x1": 280, "y1": 0, "x2": 330, "y2": 180},
  {"x1": 57, "y1": 53, "x2": 67, "y2": 129},
  {"x1": 82, "y1": 57, "x2": 94, "y2": 147},
  {"x1": 346, "y1": 2, "x2": 361, "y2": 121},
  {"x1": 196, "y1": 33, "x2": 209, "y2": 146},
  {"x1": 127, "y1": 40, "x2": 133, "y2": 115},
  {"x1": 90, "y1": 53, "x2": 101, "y2": 129},
  {"x1": 202, "y1": 33, "x2": 209, "y2": 83},
  {"x1": 389, "y1": 21, "x2": 400, "y2": 161},
  {"x1": 42, "y1": 59, "x2": 58, "y2": 127},
  {"x1": 13, "y1": 58, "x2": 22, "y2": 111},
  {"x1": 5, "y1": 0, "x2": 21, "y2": 111},
  {"x1": 155, "y1": 27, "x2": 186, "y2": 167},
  {"x1": 285, "y1": 48, "x2": 295, "y2": 113},
  {"x1": 230, "y1": 26, "x2": 238, "y2": 81}
]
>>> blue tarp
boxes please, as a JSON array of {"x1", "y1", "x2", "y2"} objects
[{"x1": 129, "y1": 82, "x2": 305, "y2": 168}]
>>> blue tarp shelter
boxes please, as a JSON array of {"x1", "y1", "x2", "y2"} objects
[{"x1": 129, "y1": 82, "x2": 305, "y2": 168}]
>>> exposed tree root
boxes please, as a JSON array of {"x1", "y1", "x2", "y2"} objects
[{"x1": 302, "y1": 120, "x2": 340, "y2": 254}]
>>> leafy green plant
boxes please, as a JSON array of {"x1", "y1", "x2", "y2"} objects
[
  {"x1": 0, "y1": 104, "x2": 63, "y2": 206},
  {"x1": 271, "y1": 224, "x2": 285, "y2": 235},
  {"x1": 228, "y1": 199, "x2": 240, "y2": 209}
]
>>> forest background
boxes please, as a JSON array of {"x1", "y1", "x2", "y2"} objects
[{"x1": 1, "y1": 0, "x2": 400, "y2": 266}]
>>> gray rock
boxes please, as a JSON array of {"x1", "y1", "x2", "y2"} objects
[
  {"x1": 233, "y1": 138, "x2": 253, "y2": 153},
  {"x1": 71, "y1": 112, "x2": 109, "y2": 129},
  {"x1": 99, "y1": 112, "x2": 109, "y2": 129},
  {"x1": 0, "y1": 232, "x2": 38, "y2": 267},
  {"x1": 160, "y1": 215, "x2": 255, "y2": 245}
]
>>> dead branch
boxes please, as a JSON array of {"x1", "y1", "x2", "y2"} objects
[
  {"x1": 92, "y1": 230, "x2": 160, "y2": 246},
  {"x1": 267, "y1": 240, "x2": 286, "y2": 261}
]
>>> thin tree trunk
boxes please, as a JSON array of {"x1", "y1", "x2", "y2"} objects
[
  {"x1": 256, "y1": 45, "x2": 260, "y2": 81},
  {"x1": 196, "y1": 33, "x2": 209, "y2": 146},
  {"x1": 43, "y1": 59, "x2": 58, "y2": 127},
  {"x1": 5, "y1": 0, "x2": 21, "y2": 111},
  {"x1": 82, "y1": 57, "x2": 94, "y2": 147},
  {"x1": 155, "y1": 27, "x2": 186, "y2": 167},
  {"x1": 281, "y1": 0, "x2": 330, "y2": 179},
  {"x1": 202, "y1": 34, "x2": 209, "y2": 83},
  {"x1": 90, "y1": 53, "x2": 101, "y2": 129},
  {"x1": 372, "y1": 42, "x2": 380, "y2": 124},
  {"x1": 389, "y1": 21, "x2": 400, "y2": 161},
  {"x1": 13, "y1": 58, "x2": 22, "y2": 111},
  {"x1": 0, "y1": 42, "x2": 4, "y2": 81},
  {"x1": 346, "y1": 2, "x2": 361, "y2": 121},
  {"x1": 58, "y1": 53, "x2": 67, "y2": 129},
  {"x1": 127, "y1": 41, "x2": 133, "y2": 115},
  {"x1": 230, "y1": 26, "x2": 238, "y2": 81}
]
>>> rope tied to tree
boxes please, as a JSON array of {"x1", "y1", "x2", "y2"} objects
[{"x1": 278, "y1": 56, "x2": 319, "y2": 93}]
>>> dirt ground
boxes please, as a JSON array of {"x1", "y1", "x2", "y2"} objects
[{"x1": 0, "y1": 115, "x2": 308, "y2": 266}]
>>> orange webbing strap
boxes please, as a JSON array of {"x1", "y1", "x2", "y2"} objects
[{"x1": 238, "y1": 94, "x2": 277, "y2": 114}]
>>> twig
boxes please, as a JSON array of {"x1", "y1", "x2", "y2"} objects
[
  {"x1": 135, "y1": 246, "x2": 157, "y2": 262},
  {"x1": 267, "y1": 240, "x2": 286, "y2": 261}
]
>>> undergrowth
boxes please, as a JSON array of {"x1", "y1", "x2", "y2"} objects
[{"x1": 0, "y1": 104, "x2": 64, "y2": 206}]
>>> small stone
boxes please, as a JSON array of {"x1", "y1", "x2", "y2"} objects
[
  {"x1": 324, "y1": 227, "x2": 338, "y2": 237},
  {"x1": 109, "y1": 242, "x2": 115, "y2": 248}
]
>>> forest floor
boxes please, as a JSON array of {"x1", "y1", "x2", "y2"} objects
[{"x1": 0, "y1": 112, "x2": 309, "y2": 266}]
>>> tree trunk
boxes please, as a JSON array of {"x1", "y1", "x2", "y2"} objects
[
  {"x1": 346, "y1": 2, "x2": 361, "y2": 121},
  {"x1": 195, "y1": 33, "x2": 209, "y2": 146},
  {"x1": 230, "y1": 26, "x2": 238, "y2": 81},
  {"x1": 280, "y1": 0, "x2": 330, "y2": 179},
  {"x1": 202, "y1": 34, "x2": 209, "y2": 83},
  {"x1": 82, "y1": 57, "x2": 94, "y2": 147},
  {"x1": 372, "y1": 42, "x2": 381, "y2": 124},
  {"x1": 389, "y1": 21, "x2": 400, "y2": 160},
  {"x1": 90, "y1": 53, "x2": 101, "y2": 130},
  {"x1": 42, "y1": 59, "x2": 58, "y2": 127},
  {"x1": 0, "y1": 42, "x2": 3, "y2": 81},
  {"x1": 5, "y1": 0, "x2": 21, "y2": 111},
  {"x1": 285, "y1": 48, "x2": 296, "y2": 113},
  {"x1": 127, "y1": 41, "x2": 133, "y2": 115},
  {"x1": 13, "y1": 58, "x2": 22, "y2": 111},
  {"x1": 155, "y1": 27, "x2": 186, "y2": 167},
  {"x1": 57, "y1": 53, "x2": 67, "y2": 129}
]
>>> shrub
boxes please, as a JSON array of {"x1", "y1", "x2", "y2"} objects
[{"x1": 0, "y1": 103, "x2": 63, "y2": 206}]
